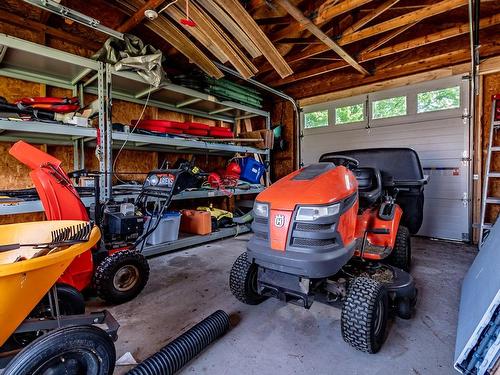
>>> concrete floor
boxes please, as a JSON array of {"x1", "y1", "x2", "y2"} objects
[{"x1": 105, "y1": 234, "x2": 477, "y2": 375}]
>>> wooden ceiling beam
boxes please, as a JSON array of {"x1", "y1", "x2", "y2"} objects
[
  {"x1": 163, "y1": 3, "x2": 228, "y2": 63},
  {"x1": 256, "y1": 16, "x2": 292, "y2": 26},
  {"x1": 215, "y1": 0, "x2": 293, "y2": 78},
  {"x1": 342, "y1": 0, "x2": 400, "y2": 36},
  {"x1": 359, "y1": 22, "x2": 418, "y2": 55},
  {"x1": 270, "y1": 0, "x2": 372, "y2": 42},
  {"x1": 339, "y1": 0, "x2": 469, "y2": 45},
  {"x1": 267, "y1": 13, "x2": 500, "y2": 87},
  {"x1": 275, "y1": 0, "x2": 369, "y2": 75},
  {"x1": 260, "y1": 0, "x2": 468, "y2": 74},
  {"x1": 196, "y1": 0, "x2": 262, "y2": 58},
  {"x1": 277, "y1": 38, "x2": 323, "y2": 44},
  {"x1": 362, "y1": 13, "x2": 500, "y2": 59},
  {"x1": 172, "y1": 0, "x2": 255, "y2": 79},
  {"x1": 118, "y1": 0, "x2": 223, "y2": 78},
  {"x1": 117, "y1": 0, "x2": 165, "y2": 33}
]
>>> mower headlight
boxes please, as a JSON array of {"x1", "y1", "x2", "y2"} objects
[
  {"x1": 296, "y1": 203, "x2": 340, "y2": 221},
  {"x1": 148, "y1": 174, "x2": 159, "y2": 186},
  {"x1": 253, "y1": 202, "x2": 269, "y2": 218}
]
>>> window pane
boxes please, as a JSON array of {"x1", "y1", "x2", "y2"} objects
[
  {"x1": 417, "y1": 86, "x2": 460, "y2": 113},
  {"x1": 304, "y1": 110, "x2": 328, "y2": 129},
  {"x1": 335, "y1": 103, "x2": 364, "y2": 124},
  {"x1": 372, "y1": 96, "x2": 407, "y2": 119}
]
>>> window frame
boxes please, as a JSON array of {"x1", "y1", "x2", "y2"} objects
[
  {"x1": 302, "y1": 76, "x2": 466, "y2": 133},
  {"x1": 416, "y1": 85, "x2": 461, "y2": 114},
  {"x1": 303, "y1": 109, "x2": 329, "y2": 129}
]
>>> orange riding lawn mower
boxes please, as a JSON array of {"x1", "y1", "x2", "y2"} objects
[{"x1": 230, "y1": 148, "x2": 427, "y2": 353}]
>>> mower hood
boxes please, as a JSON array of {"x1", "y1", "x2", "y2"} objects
[{"x1": 257, "y1": 163, "x2": 358, "y2": 211}]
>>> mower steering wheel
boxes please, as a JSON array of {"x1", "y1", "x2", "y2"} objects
[{"x1": 329, "y1": 155, "x2": 359, "y2": 170}]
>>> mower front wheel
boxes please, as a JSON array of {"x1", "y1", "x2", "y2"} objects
[
  {"x1": 386, "y1": 225, "x2": 411, "y2": 272},
  {"x1": 341, "y1": 277, "x2": 389, "y2": 354},
  {"x1": 94, "y1": 250, "x2": 150, "y2": 305},
  {"x1": 229, "y1": 252, "x2": 266, "y2": 305}
]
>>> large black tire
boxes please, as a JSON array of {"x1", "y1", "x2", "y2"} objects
[
  {"x1": 386, "y1": 225, "x2": 411, "y2": 272},
  {"x1": 341, "y1": 277, "x2": 389, "y2": 354},
  {"x1": 229, "y1": 252, "x2": 266, "y2": 305},
  {"x1": 94, "y1": 250, "x2": 150, "y2": 305},
  {"x1": 3, "y1": 325, "x2": 116, "y2": 375},
  {"x1": 41, "y1": 283, "x2": 86, "y2": 315}
]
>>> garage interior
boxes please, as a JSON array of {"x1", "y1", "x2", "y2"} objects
[{"x1": 0, "y1": 0, "x2": 499, "y2": 374}]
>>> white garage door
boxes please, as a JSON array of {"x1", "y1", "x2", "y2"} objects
[{"x1": 300, "y1": 76, "x2": 470, "y2": 241}]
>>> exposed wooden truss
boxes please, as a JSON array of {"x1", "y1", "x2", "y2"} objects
[
  {"x1": 117, "y1": 0, "x2": 165, "y2": 32},
  {"x1": 118, "y1": 0, "x2": 223, "y2": 78},
  {"x1": 268, "y1": 13, "x2": 500, "y2": 87},
  {"x1": 342, "y1": 0, "x2": 400, "y2": 36},
  {"x1": 275, "y1": 0, "x2": 369, "y2": 75},
  {"x1": 339, "y1": 0, "x2": 469, "y2": 45},
  {"x1": 2, "y1": 0, "x2": 500, "y2": 98},
  {"x1": 270, "y1": 0, "x2": 372, "y2": 42},
  {"x1": 215, "y1": 0, "x2": 293, "y2": 78}
]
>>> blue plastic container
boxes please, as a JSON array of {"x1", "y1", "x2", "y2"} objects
[{"x1": 239, "y1": 157, "x2": 265, "y2": 184}]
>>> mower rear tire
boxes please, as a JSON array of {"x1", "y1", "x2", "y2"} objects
[
  {"x1": 3, "y1": 325, "x2": 116, "y2": 375},
  {"x1": 386, "y1": 225, "x2": 411, "y2": 272},
  {"x1": 94, "y1": 250, "x2": 149, "y2": 305},
  {"x1": 341, "y1": 277, "x2": 389, "y2": 354},
  {"x1": 229, "y1": 252, "x2": 266, "y2": 305}
]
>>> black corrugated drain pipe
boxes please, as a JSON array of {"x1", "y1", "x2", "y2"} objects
[{"x1": 127, "y1": 310, "x2": 230, "y2": 375}]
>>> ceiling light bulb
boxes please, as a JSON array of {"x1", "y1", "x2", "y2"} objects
[{"x1": 144, "y1": 9, "x2": 158, "y2": 20}]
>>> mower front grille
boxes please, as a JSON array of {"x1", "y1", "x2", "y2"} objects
[
  {"x1": 292, "y1": 238, "x2": 336, "y2": 248},
  {"x1": 295, "y1": 223, "x2": 333, "y2": 232}
]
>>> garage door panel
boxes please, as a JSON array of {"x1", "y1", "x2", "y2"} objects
[
  {"x1": 420, "y1": 198, "x2": 468, "y2": 240},
  {"x1": 301, "y1": 76, "x2": 469, "y2": 240}
]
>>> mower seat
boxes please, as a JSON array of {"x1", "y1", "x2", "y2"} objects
[{"x1": 354, "y1": 167, "x2": 382, "y2": 207}]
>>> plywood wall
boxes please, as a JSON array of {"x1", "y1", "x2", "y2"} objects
[{"x1": 270, "y1": 100, "x2": 296, "y2": 181}]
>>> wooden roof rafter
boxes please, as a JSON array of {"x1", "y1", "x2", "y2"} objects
[
  {"x1": 215, "y1": 0, "x2": 293, "y2": 78},
  {"x1": 117, "y1": 0, "x2": 223, "y2": 78},
  {"x1": 275, "y1": 0, "x2": 369, "y2": 75},
  {"x1": 266, "y1": 12, "x2": 500, "y2": 87},
  {"x1": 270, "y1": 0, "x2": 372, "y2": 42}
]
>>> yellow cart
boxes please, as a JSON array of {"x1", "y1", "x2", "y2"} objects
[{"x1": 0, "y1": 220, "x2": 118, "y2": 375}]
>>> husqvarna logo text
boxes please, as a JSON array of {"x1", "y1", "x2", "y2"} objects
[{"x1": 275, "y1": 214, "x2": 285, "y2": 228}]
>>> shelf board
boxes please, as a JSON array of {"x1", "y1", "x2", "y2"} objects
[
  {"x1": 102, "y1": 69, "x2": 269, "y2": 122},
  {"x1": 0, "y1": 120, "x2": 268, "y2": 155},
  {"x1": 0, "y1": 187, "x2": 263, "y2": 215},
  {"x1": 111, "y1": 131, "x2": 268, "y2": 155},
  {"x1": 141, "y1": 225, "x2": 251, "y2": 257},
  {"x1": 0, "y1": 34, "x2": 99, "y2": 89}
]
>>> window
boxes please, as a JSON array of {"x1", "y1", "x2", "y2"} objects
[
  {"x1": 417, "y1": 86, "x2": 460, "y2": 113},
  {"x1": 335, "y1": 103, "x2": 364, "y2": 124},
  {"x1": 304, "y1": 110, "x2": 328, "y2": 129},
  {"x1": 372, "y1": 96, "x2": 407, "y2": 119}
]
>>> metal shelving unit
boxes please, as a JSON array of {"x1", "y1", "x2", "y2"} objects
[
  {"x1": 1, "y1": 186, "x2": 264, "y2": 215},
  {"x1": 0, "y1": 34, "x2": 268, "y2": 252},
  {"x1": 141, "y1": 225, "x2": 251, "y2": 257}
]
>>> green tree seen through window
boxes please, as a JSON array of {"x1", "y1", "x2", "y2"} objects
[
  {"x1": 336, "y1": 104, "x2": 364, "y2": 124},
  {"x1": 304, "y1": 110, "x2": 328, "y2": 128},
  {"x1": 372, "y1": 96, "x2": 407, "y2": 119},
  {"x1": 417, "y1": 86, "x2": 460, "y2": 113}
]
